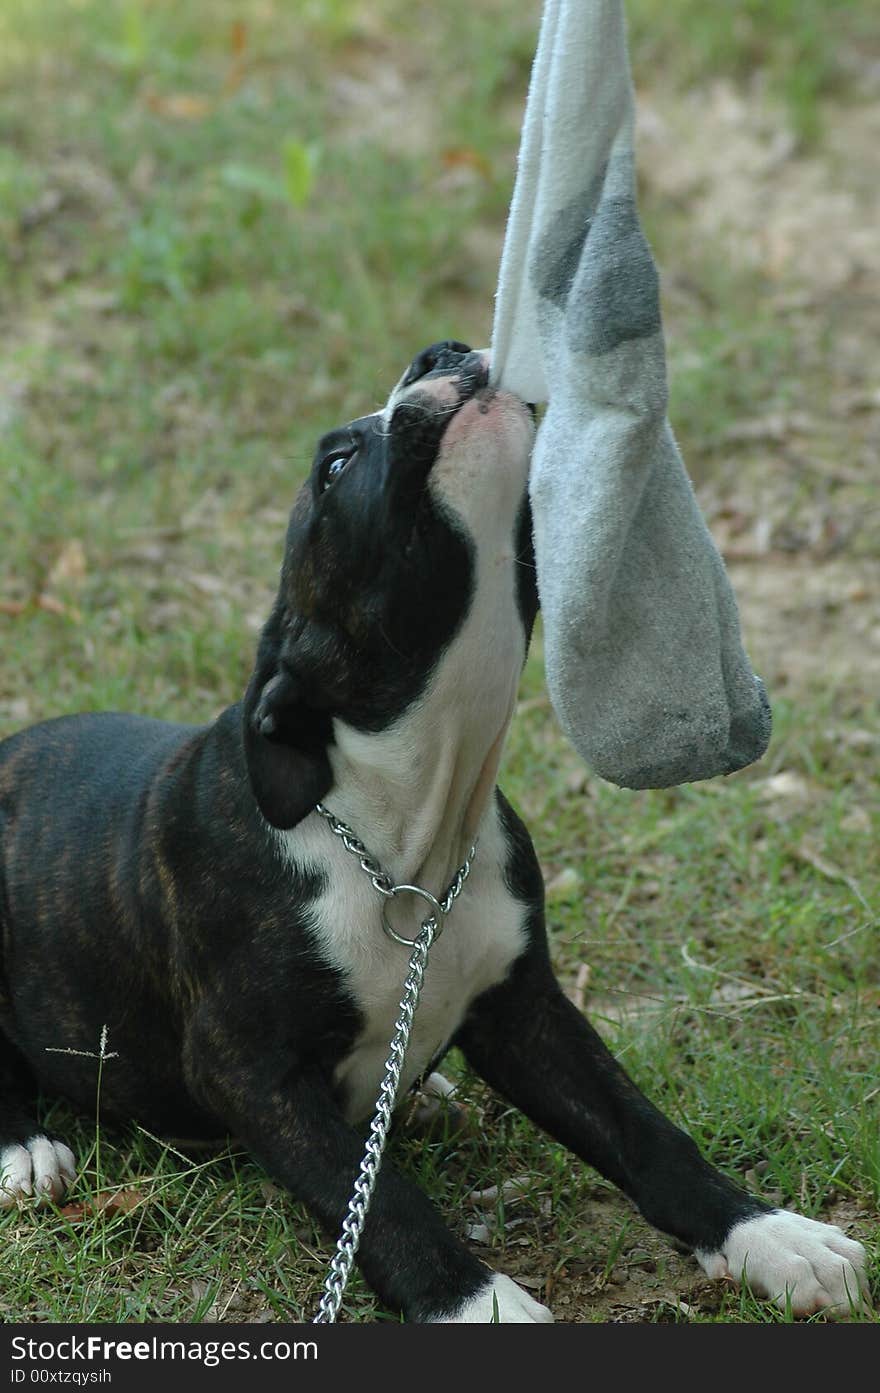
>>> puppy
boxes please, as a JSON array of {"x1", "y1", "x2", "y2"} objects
[{"x1": 0, "y1": 342, "x2": 867, "y2": 1321}]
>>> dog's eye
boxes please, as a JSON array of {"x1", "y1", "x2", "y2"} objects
[{"x1": 318, "y1": 448, "x2": 357, "y2": 494}]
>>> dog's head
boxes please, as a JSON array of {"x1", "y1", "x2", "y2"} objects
[{"x1": 243, "y1": 341, "x2": 537, "y2": 828}]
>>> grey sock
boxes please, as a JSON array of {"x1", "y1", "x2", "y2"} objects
[{"x1": 491, "y1": 0, "x2": 770, "y2": 787}]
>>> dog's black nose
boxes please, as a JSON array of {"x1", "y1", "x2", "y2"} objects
[{"x1": 401, "y1": 340, "x2": 473, "y2": 389}]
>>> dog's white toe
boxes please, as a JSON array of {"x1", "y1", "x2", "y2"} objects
[
  {"x1": 696, "y1": 1209, "x2": 869, "y2": 1316},
  {"x1": 408, "y1": 1071, "x2": 469, "y2": 1132},
  {"x1": 0, "y1": 1144, "x2": 32, "y2": 1206},
  {"x1": 432, "y1": 1272, "x2": 554, "y2": 1323},
  {"x1": 422, "y1": 1071, "x2": 457, "y2": 1101},
  {"x1": 0, "y1": 1135, "x2": 77, "y2": 1207}
]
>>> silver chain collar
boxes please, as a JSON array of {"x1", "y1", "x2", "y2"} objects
[
  {"x1": 314, "y1": 802, "x2": 476, "y2": 946},
  {"x1": 312, "y1": 802, "x2": 476, "y2": 1323}
]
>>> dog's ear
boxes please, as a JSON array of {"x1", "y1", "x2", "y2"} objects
[{"x1": 242, "y1": 665, "x2": 333, "y2": 830}]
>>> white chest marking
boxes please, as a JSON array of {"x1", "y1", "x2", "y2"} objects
[{"x1": 277, "y1": 799, "x2": 527, "y2": 1125}]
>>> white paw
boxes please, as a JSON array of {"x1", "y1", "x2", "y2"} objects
[
  {"x1": 422, "y1": 1071, "x2": 458, "y2": 1101},
  {"x1": 0, "y1": 1135, "x2": 77, "y2": 1208},
  {"x1": 696, "y1": 1209, "x2": 869, "y2": 1316},
  {"x1": 408, "y1": 1072, "x2": 468, "y2": 1132},
  {"x1": 431, "y1": 1273, "x2": 554, "y2": 1323}
]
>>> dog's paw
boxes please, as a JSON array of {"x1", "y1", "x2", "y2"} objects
[
  {"x1": 696, "y1": 1209, "x2": 869, "y2": 1317},
  {"x1": 430, "y1": 1273, "x2": 554, "y2": 1323},
  {"x1": 0, "y1": 1135, "x2": 77, "y2": 1207},
  {"x1": 406, "y1": 1072, "x2": 470, "y2": 1135}
]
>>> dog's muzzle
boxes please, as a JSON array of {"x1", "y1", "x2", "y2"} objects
[{"x1": 400, "y1": 341, "x2": 490, "y2": 398}]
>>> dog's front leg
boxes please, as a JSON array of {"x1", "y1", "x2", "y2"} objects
[
  {"x1": 456, "y1": 945, "x2": 868, "y2": 1317},
  {"x1": 188, "y1": 1061, "x2": 551, "y2": 1323}
]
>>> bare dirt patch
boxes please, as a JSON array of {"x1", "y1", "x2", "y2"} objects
[{"x1": 639, "y1": 81, "x2": 880, "y2": 711}]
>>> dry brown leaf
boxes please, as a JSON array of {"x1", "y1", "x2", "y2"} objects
[
  {"x1": 230, "y1": 21, "x2": 247, "y2": 57},
  {"x1": 146, "y1": 92, "x2": 213, "y2": 120},
  {"x1": 441, "y1": 146, "x2": 492, "y2": 179},
  {"x1": 0, "y1": 594, "x2": 80, "y2": 621},
  {"x1": 36, "y1": 594, "x2": 81, "y2": 621},
  {"x1": 225, "y1": 21, "x2": 248, "y2": 94},
  {"x1": 60, "y1": 1187, "x2": 147, "y2": 1222},
  {"x1": 47, "y1": 539, "x2": 87, "y2": 589}
]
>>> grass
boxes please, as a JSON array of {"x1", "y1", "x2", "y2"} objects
[
  {"x1": 627, "y1": 0, "x2": 880, "y2": 144},
  {"x1": 1, "y1": 0, "x2": 878, "y2": 1323}
]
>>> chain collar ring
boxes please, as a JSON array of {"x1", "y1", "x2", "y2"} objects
[
  {"x1": 381, "y1": 884, "x2": 445, "y2": 945},
  {"x1": 314, "y1": 801, "x2": 475, "y2": 948}
]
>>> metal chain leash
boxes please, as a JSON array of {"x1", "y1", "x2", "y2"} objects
[{"x1": 312, "y1": 802, "x2": 476, "y2": 1324}]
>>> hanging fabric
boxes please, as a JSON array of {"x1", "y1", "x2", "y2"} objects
[{"x1": 491, "y1": 0, "x2": 771, "y2": 788}]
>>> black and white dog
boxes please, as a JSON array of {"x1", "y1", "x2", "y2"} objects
[{"x1": 0, "y1": 344, "x2": 868, "y2": 1321}]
